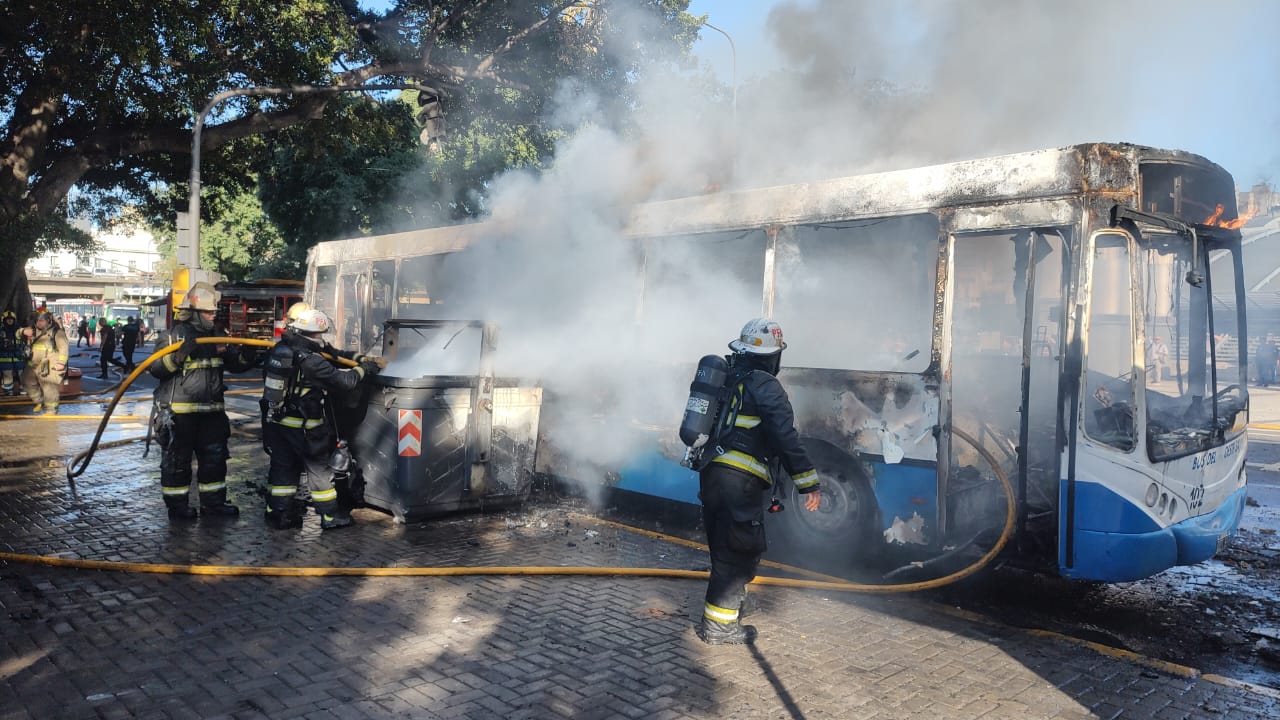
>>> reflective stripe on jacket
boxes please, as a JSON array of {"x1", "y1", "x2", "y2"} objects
[{"x1": 709, "y1": 368, "x2": 818, "y2": 491}]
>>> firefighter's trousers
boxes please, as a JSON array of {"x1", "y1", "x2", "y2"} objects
[
  {"x1": 21, "y1": 365, "x2": 64, "y2": 411},
  {"x1": 158, "y1": 411, "x2": 231, "y2": 510},
  {"x1": 263, "y1": 422, "x2": 340, "y2": 517},
  {"x1": 699, "y1": 463, "x2": 767, "y2": 616}
]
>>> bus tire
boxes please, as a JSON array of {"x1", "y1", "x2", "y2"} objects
[{"x1": 769, "y1": 442, "x2": 879, "y2": 568}]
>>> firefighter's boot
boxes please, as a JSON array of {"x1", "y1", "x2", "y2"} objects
[
  {"x1": 165, "y1": 501, "x2": 198, "y2": 521},
  {"x1": 265, "y1": 497, "x2": 302, "y2": 529},
  {"x1": 316, "y1": 500, "x2": 353, "y2": 530},
  {"x1": 200, "y1": 502, "x2": 240, "y2": 517},
  {"x1": 696, "y1": 616, "x2": 757, "y2": 645}
]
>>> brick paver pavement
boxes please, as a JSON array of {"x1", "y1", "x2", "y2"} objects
[{"x1": 0, "y1": 439, "x2": 1276, "y2": 719}]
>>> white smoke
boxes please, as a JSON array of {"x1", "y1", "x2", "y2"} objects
[{"x1": 383, "y1": 0, "x2": 1280, "y2": 494}]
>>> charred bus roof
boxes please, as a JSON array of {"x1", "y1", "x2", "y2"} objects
[{"x1": 308, "y1": 142, "x2": 1238, "y2": 265}]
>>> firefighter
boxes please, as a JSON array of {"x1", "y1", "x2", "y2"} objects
[
  {"x1": 20, "y1": 311, "x2": 69, "y2": 414},
  {"x1": 1, "y1": 310, "x2": 26, "y2": 396},
  {"x1": 151, "y1": 282, "x2": 259, "y2": 520},
  {"x1": 696, "y1": 318, "x2": 821, "y2": 645},
  {"x1": 262, "y1": 308, "x2": 382, "y2": 530}
]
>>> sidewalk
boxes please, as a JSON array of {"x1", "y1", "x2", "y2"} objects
[{"x1": 0, "y1": 438, "x2": 1275, "y2": 719}]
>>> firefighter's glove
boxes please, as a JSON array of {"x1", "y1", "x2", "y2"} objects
[
  {"x1": 354, "y1": 353, "x2": 388, "y2": 370},
  {"x1": 359, "y1": 358, "x2": 382, "y2": 376},
  {"x1": 172, "y1": 336, "x2": 199, "y2": 364},
  {"x1": 804, "y1": 489, "x2": 822, "y2": 512}
]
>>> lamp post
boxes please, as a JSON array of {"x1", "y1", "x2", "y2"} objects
[
  {"x1": 701, "y1": 21, "x2": 737, "y2": 125},
  {"x1": 187, "y1": 82, "x2": 433, "y2": 269}
]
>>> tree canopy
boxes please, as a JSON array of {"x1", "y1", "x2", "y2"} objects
[{"x1": 0, "y1": 0, "x2": 700, "y2": 314}]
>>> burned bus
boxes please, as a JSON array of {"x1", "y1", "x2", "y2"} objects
[{"x1": 305, "y1": 143, "x2": 1249, "y2": 582}]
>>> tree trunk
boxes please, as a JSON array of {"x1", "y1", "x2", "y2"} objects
[{"x1": 0, "y1": 257, "x2": 34, "y2": 324}]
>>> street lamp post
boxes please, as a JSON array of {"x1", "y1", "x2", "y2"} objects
[
  {"x1": 702, "y1": 21, "x2": 737, "y2": 125},
  {"x1": 187, "y1": 82, "x2": 433, "y2": 269}
]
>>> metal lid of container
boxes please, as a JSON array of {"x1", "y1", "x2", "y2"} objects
[{"x1": 370, "y1": 374, "x2": 477, "y2": 389}]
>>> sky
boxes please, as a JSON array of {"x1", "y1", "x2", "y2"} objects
[{"x1": 686, "y1": 0, "x2": 1280, "y2": 186}]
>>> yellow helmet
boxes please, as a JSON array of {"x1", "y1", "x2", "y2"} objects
[
  {"x1": 1, "y1": 311, "x2": 14, "y2": 322},
  {"x1": 286, "y1": 301, "x2": 312, "y2": 321},
  {"x1": 181, "y1": 281, "x2": 220, "y2": 311}
]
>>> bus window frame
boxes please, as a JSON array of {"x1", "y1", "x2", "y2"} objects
[{"x1": 1081, "y1": 228, "x2": 1139, "y2": 453}]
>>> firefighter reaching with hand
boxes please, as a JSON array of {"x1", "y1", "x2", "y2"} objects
[
  {"x1": 262, "y1": 308, "x2": 384, "y2": 530},
  {"x1": 151, "y1": 282, "x2": 259, "y2": 520},
  {"x1": 696, "y1": 318, "x2": 821, "y2": 645},
  {"x1": 1, "y1": 310, "x2": 26, "y2": 396},
  {"x1": 21, "y1": 311, "x2": 69, "y2": 414}
]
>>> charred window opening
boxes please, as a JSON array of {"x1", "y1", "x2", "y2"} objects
[
  {"x1": 773, "y1": 214, "x2": 939, "y2": 372},
  {"x1": 1084, "y1": 232, "x2": 1136, "y2": 451},
  {"x1": 637, "y1": 229, "x2": 768, "y2": 354},
  {"x1": 1144, "y1": 235, "x2": 1247, "y2": 461},
  {"x1": 1140, "y1": 163, "x2": 1236, "y2": 226},
  {"x1": 314, "y1": 264, "x2": 338, "y2": 323},
  {"x1": 396, "y1": 255, "x2": 447, "y2": 318}
]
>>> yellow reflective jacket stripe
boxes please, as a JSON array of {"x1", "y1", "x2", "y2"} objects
[
  {"x1": 170, "y1": 402, "x2": 225, "y2": 414},
  {"x1": 183, "y1": 358, "x2": 224, "y2": 369},
  {"x1": 734, "y1": 414, "x2": 761, "y2": 428},
  {"x1": 710, "y1": 449, "x2": 771, "y2": 483},
  {"x1": 792, "y1": 469, "x2": 819, "y2": 490}
]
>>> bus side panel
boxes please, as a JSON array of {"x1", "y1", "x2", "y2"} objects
[{"x1": 868, "y1": 461, "x2": 939, "y2": 546}]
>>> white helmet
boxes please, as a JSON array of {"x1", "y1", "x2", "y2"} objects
[
  {"x1": 285, "y1": 301, "x2": 312, "y2": 321},
  {"x1": 181, "y1": 281, "x2": 220, "y2": 311},
  {"x1": 729, "y1": 317, "x2": 786, "y2": 355},
  {"x1": 290, "y1": 308, "x2": 331, "y2": 334}
]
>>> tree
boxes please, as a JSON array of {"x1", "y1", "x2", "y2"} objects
[{"x1": 0, "y1": 0, "x2": 699, "y2": 316}]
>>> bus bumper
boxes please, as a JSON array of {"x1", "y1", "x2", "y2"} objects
[{"x1": 1061, "y1": 486, "x2": 1247, "y2": 582}]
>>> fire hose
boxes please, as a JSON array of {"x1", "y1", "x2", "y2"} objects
[
  {"x1": 65, "y1": 337, "x2": 356, "y2": 480},
  {"x1": 37, "y1": 390, "x2": 1013, "y2": 592}
]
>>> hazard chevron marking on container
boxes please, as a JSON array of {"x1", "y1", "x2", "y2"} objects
[{"x1": 398, "y1": 410, "x2": 422, "y2": 457}]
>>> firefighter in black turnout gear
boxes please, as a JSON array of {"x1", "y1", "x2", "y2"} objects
[
  {"x1": 262, "y1": 308, "x2": 383, "y2": 530},
  {"x1": 151, "y1": 282, "x2": 259, "y2": 520},
  {"x1": 696, "y1": 318, "x2": 821, "y2": 645}
]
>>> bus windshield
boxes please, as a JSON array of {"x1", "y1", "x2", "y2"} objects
[{"x1": 1144, "y1": 234, "x2": 1247, "y2": 461}]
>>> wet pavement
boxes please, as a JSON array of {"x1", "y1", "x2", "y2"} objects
[{"x1": 0, "y1": 354, "x2": 1278, "y2": 718}]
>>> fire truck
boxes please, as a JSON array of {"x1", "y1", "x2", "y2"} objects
[
  {"x1": 216, "y1": 279, "x2": 304, "y2": 340},
  {"x1": 168, "y1": 269, "x2": 302, "y2": 340}
]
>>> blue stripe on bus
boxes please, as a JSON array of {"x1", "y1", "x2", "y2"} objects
[
  {"x1": 616, "y1": 451, "x2": 701, "y2": 505},
  {"x1": 1060, "y1": 482, "x2": 1247, "y2": 582}
]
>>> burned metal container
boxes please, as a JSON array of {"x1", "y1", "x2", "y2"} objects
[{"x1": 350, "y1": 320, "x2": 541, "y2": 522}]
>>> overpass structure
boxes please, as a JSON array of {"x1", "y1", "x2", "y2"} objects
[{"x1": 27, "y1": 272, "x2": 166, "y2": 303}]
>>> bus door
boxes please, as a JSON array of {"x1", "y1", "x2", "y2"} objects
[{"x1": 948, "y1": 228, "x2": 1067, "y2": 557}]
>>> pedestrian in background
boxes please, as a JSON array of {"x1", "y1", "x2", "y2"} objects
[
  {"x1": 1256, "y1": 334, "x2": 1278, "y2": 387},
  {"x1": 98, "y1": 321, "x2": 126, "y2": 379},
  {"x1": 77, "y1": 317, "x2": 89, "y2": 348},
  {"x1": 87, "y1": 315, "x2": 97, "y2": 346},
  {"x1": 120, "y1": 316, "x2": 140, "y2": 372}
]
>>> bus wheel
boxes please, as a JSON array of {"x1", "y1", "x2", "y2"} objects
[{"x1": 770, "y1": 445, "x2": 879, "y2": 568}]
